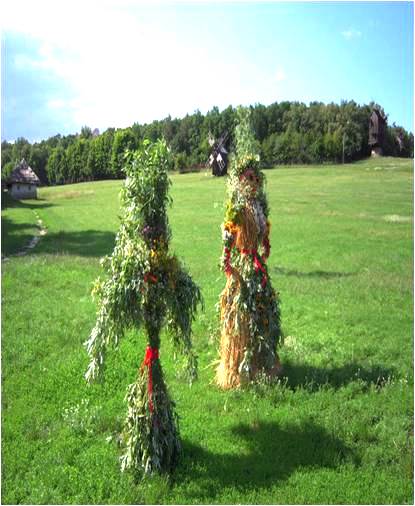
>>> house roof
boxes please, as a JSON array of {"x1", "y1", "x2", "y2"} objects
[{"x1": 8, "y1": 159, "x2": 40, "y2": 185}]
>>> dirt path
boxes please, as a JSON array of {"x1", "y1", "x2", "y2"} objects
[{"x1": 2, "y1": 210, "x2": 48, "y2": 262}]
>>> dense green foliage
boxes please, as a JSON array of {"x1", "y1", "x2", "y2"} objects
[
  {"x1": 2, "y1": 157, "x2": 413, "y2": 504},
  {"x1": 2, "y1": 101, "x2": 413, "y2": 186}
]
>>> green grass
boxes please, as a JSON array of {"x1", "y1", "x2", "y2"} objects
[
  {"x1": 2, "y1": 157, "x2": 413, "y2": 504},
  {"x1": 1, "y1": 193, "x2": 42, "y2": 256}
]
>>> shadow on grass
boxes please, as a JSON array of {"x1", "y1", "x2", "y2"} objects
[
  {"x1": 3, "y1": 188, "x2": 117, "y2": 258},
  {"x1": 2, "y1": 191, "x2": 53, "y2": 211},
  {"x1": 38, "y1": 230, "x2": 116, "y2": 258},
  {"x1": 1, "y1": 215, "x2": 41, "y2": 256},
  {"x1": 2, "y1": 225, "x2": 116, "y2": 259},
  {"x1": 1, "y1": 215, "x2": 36, "y2": 232},
  {"x1": 177, "y1": 420, "x2": 357, "y2": 498},
  {"x1": 274, "y1": 265, "x2": 357, "y2": 279},
  {"x1": 281, "y1": 360, "x2": 396, "y2": 391},
  {"x1": 2, "y1": 193, "x2": 55, "y2": 255}
]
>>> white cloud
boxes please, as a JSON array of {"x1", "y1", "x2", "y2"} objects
[
  {"x1": 341, "y1": 28, "x2": 362, "y2": 40},
  {"x1": 3, "y1": 0, "x2": 290, "y2": 135},
  {"x1": 47, "y1": 99, "x2": 66, "y2": 110},
  {"x1": 275, "y1": 67, "x2": 286, "y2": 82}
]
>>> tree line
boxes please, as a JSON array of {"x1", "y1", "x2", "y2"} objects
[{"x1": 2, "y1": 100, "x2": 413, "y2": 185}]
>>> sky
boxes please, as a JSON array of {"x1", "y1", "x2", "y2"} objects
[{"x1": 1, "y1": 0, "x2": 413, "y2": 142}]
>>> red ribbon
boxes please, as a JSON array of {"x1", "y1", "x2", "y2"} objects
[
  {"x1": 142, "y1": 346, "x2": 159, "y2": 413},
  {"x1": 144, "y1": 272, "x2": 158, "y2": 284},
  {"x1": 241, "y1": 248, "x2": 268, "y2": 288},
  {"x1": 224, "y1": 246, "x2": 232, "y2": 275}
]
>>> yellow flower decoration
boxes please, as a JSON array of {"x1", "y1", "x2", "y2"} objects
[{"x1": 223, "y1": 221, "x2": 239, "y2": 235}]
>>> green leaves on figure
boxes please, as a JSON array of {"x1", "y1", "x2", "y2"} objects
[{"x1": 85, "y1": 139, "x2": 202, "y2": 474}]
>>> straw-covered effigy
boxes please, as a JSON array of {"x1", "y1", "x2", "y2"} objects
[{"x1": 216, "y1": 108, "x2": 283, "y2": 389}]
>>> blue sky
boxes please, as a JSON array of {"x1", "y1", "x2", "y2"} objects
[{"x1": 2, "y1": 1, "x2": 413, "y2": 142}]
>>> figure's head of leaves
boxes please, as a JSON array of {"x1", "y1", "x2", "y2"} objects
[
  {"x1": 123, "y1": 139, "x2": 172, "y2": 211},
  {"x1": 233, "y1": 106, "x2": 260, "y2": 175},
  {"x1": 121, "y1": 139, "x2": 173, "y2": 242},
  {"x1": 225, "y1": 107, "x2": 269, "y2": 217}
]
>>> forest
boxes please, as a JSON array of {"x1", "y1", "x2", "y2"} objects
[{"x1": 1, "y1": 100, "x2": 413, "y2": 185}]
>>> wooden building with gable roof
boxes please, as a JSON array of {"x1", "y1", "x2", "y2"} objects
[
  {"x1": 369, "y1": 109, "x2": 387, "y2": 156},
  {"x1": 8, "y1": 159, "x2": 40, "y2": 199}
]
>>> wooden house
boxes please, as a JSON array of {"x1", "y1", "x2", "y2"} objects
[
  {"x1": 8, "y1": 159, "x2": 40, "y2": 199},
  {"x1": 369, "y1": 109, "x2": 387, "y2": 156}
]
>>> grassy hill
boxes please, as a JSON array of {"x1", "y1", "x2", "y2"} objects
[{"x1": 2, "y1": 157, "x2": 413, "y2": 504}]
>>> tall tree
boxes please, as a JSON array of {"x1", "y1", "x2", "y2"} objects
[
  {"x1": 111, "y1": 129, "x2": 137, "y2": 178},
  {"x1": 66, "y1": 138, "x2": 89, "y2": 182},
  {"x1": 46, "y1": 146, "x2": 68, "y2": 184}
]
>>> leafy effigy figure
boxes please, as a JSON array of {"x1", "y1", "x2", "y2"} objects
[
  {"x1": 84, "y1": 139, "x2": 202, "y2": 474},
  {"x1": 216, "y1": 107, "x2": 283, "y2": 389}
]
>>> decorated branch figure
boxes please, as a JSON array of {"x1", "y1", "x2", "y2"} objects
[
  {"x1": 84, "y1": 139, "x2": 202, "y2": 474},
  {"x1": 216, "y1": 107, "x2": 282, "y2": 389}
]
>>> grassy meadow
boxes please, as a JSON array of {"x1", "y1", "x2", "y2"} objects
[{"x1": 1, "y1": 157, "x2": 413, "y2": 504}]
